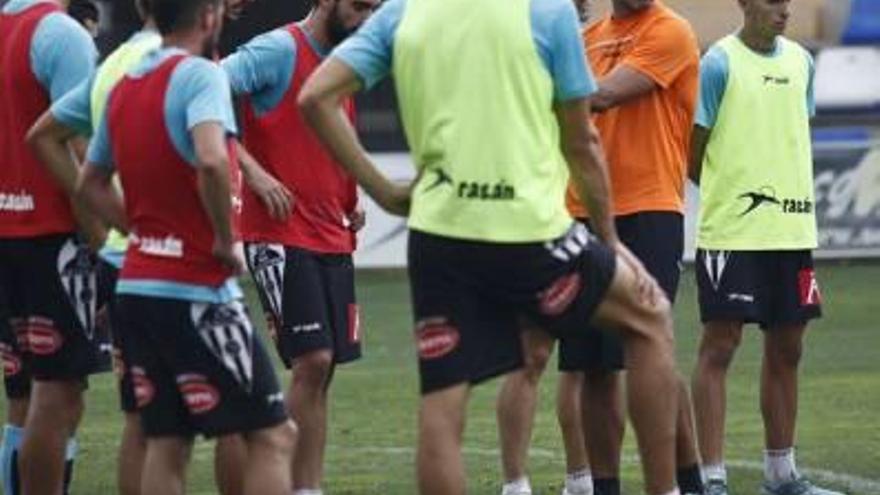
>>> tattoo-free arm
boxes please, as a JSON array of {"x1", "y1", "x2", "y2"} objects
[
  {"x1": 590, "y1": 65, "x2": 658, "y2": 113},
  {"x1": 555, "y1": 97, "x2": 618, "y2": 245},
  {"x1": 298, "y1": 58, "x2": 409, "y2": 216}
]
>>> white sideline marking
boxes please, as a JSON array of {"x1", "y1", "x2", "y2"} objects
[{"x1": 327, "y1": 446, "x2": 880, "y2": 493}]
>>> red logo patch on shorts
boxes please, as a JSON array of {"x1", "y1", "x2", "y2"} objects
[
  {"x1": 416, "y1": 318, "x2": 460, "y2": 360},
  {"x1": 798, "y1": 268, "x2": 822, "y2": 306},
  {"x1": 539, "y1": 273, "x2": 583, "y2": 316},
  {"x1": 24, "y1": 317, "x2": 64, "y2": 356},
  {"x1": 0, "y1": 345, "x2": 22, "y2": 377},
  {"x1": 177, "y1": 374, "x2": 220, "y2": 415},
  {"x1": 348, "y1": 304, "x2": 361, "y2": 344},
  {"x1": 132, "y1": 367, "x2": 155, "y2": 408}
]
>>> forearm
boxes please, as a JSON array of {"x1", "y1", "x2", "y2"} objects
[
  {"x1": 566, "y1": 127, "x2": 617, "y2": 244},
  {"x1": 301, "y1": 95, "x2": 391, "y2": 201},
  {"x1": 76, "y1": 175, "x2": 127, "y2": 234},
  {"x1": 197, "y1": 164, "x2": 235, "y2": 245},
  {"x1": 31, "y1": 134, "x2": 80, "y2": 195}
]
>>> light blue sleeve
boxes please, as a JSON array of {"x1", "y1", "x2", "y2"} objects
[
  {"x1": 695, "y1": 45, "x2": 729, "y2": 129},
  {"x1": 331, "y1": 0, "x2": 405, "y2": 90},
  {"x1": 221, "y1": 29, "x2": 297, "y2": 115},
  {"x1": 531, "y1": 0, "x2": 596, "y2": 101},
  {"x1": 50, "y1": 75, "x2": 95, "y2": 136},
  {"x1": 167, "y1": 58, "x2": 238, "y2": 166},
  {"x1": 805, "y1": 50, "x2": 815, "y2": 118},
  {"x1": 85, "y1": 105, "x2": 113, "y2": 171},
  {"x1": 31, "y1": 12, "x2": 98, "y2": 102}
]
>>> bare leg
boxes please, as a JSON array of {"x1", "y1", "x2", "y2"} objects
[
  {"x1": 556, "y1": 371, "x2": 588, "y2": 474},
  {"x1": 6, "y1": 399, "x2": 28, "y2": 427},
  {"x1": 589, "y1": 255, "x2": 679, "y2": 495},
  {"x1": 691, "y1": 322, "x2": 743, "y2": 468},
  {"x1": 497, "y1": 329, "x2": 554, "y2": 484},
  {"x1": 287, "y1": 349, "x2": 334, "y2": 490},
  {"x1": 19, "y1": 380, "x2": 84, "y2": 495},
  {"x1": 140, "y1": 437, "x2": 192, "y2": 495},
  {"x1": 241, "y1": 421, "x2": 297, "y2": 495},
  {"x1": 418, "y1": 384, "x2": 470, "y2": 495},
  {"x1": 761, "y1": 325, "x2": 805, "y2": 451},
  {"x1": 581, "y1": 370, "x2": 624, "y2": 479},
  {"x1": 215, "y1": 434, "x2": 247, "y2": 495},
  {"x1": 118, "y1": 412, "x2": 146, "y2": 495}
]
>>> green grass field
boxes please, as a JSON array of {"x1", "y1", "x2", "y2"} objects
[{"x1": 4, "y1": 262, "x2": 879, "y2": 494}]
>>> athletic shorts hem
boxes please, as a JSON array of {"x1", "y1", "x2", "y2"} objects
[{"x1": 420, "y1": 360, "x2": 522, "y2": 396}]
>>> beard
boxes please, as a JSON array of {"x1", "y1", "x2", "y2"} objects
[
  {"x1": 327, "y1": 2, "x2": 357, "y2": 46},
  {"x1": 201, "y1": 31, "x2": 220, "y2": 58}
]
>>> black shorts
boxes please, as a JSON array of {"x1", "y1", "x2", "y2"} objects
[
  {"x1": 96, "y1": 260, "x2": 137, "y2": 412},
  {"x1": 117, "y1": 295, "x2": 287, "y2": 438},
  {"x1": 558, "y1": 212, "x2": 683, "y2": 372},
  {"x1": 409, "y1": 224, "x2": 617, "y2": 395},
  {"x1": 0, "y1": 234, "x2": 106, "y2": 397},
  {"x1": 696, "y1": 249, "x2": 822, "y2": 329},
  {"x1": 245, "y1": 243, "x2": 361, "y2": 367}
]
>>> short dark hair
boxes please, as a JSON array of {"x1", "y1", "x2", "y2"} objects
[
  {"x1": 68, "y1": 0, "x2": 99, "y2": 25},
  {"x1": 152, "y1": 0, "x2": 222, "y2": 35}
]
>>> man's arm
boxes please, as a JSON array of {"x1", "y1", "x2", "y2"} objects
[
  {"x1": 76, "y1": 164, "x2": 127, "y2": 234},
  {"x1": 590, "y1": 17, "x2": 698, "y2": 112},
  {"x1": 28, "y1": 113, "x2": 107, "y2": 249},
  {"x1": 589, "y1": 67, "x2": 658, "y2": 113},
  {"x1": 27, "y1": 113, "x2": 82, "y2": 196},
  {"x1": 555, "y1": 98, "x2": 618, "y2": 245},
  {"x1": 689, "y1": 125, "x2": 711, "y2": 185},
  {"x1": 192, "y1": 122, "x2": 243, "y2": 273},
  {"x1": 299, "y1": 59, "x2": 409, "y2": 216},
  {"x1": 236, "y1": 141, "x2": 293, "y2": 221}
]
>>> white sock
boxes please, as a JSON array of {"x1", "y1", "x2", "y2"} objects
[
  {"x1": 764, "y1": 448, "x2": 799, "y2": 483},
  {"x1": 565, "y1": 468, "x2": 593, "y2": 494},
  {"x1": 660, "y1": 489, "x2": 681, "y2": 495},
  {"x1": 703, "y1": 463, "x2": 727, "y2": 483},
  {"x1": 501, "y1": 476, "x2": 532, "y2": 495},
  {"x1": 293, "y1": 490, "x2": 322, "y2": 495}
]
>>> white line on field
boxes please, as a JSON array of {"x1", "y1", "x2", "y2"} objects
[{"x1": 327, "y1": 446, "x2": 880, "y2": 494}]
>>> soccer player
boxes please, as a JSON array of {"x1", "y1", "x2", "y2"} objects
[
  {"x1": 77, "y1": 0, "x2": 296, "y2": 493},
  {"x1": 27, "y1": 1, "x2": 263, "y2": 493},
  {"x1": 690, "y1": 1, "x2": 842, "y2": 495},
  {"x1": 496, "y1": 1, "x2": 703, "y2": 494},
  {"x1": 300, "y1": 1, "x2": 684, "y2": 494},
  {"x1": 221, "y1": 1, "x2": 377, "y2": 493},
  {"x1": 26, "y1": 3, "x2": 159, "y2": 493},
  {"x1": 0, "y1": 0, "x2": 98, "y2": 493}
]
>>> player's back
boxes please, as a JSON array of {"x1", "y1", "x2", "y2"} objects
[
  {"x1": 105, "y1": 50, "x2": 234, "y2": 286},
  {"x1": 0, "y1": 0, "x2": 73, "y2": 237},
  {"x1": 394, "y1": 0, "x2": 572, "y2": 243}
]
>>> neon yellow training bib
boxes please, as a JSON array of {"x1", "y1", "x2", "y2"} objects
[
  {"x1": 393, "y1": 0, "x2": 573, "y2": 243},
  {"x1": 697, "y1": 35, "x2": 817, "y2": 250}
]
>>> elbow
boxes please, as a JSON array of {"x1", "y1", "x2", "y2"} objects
[
  {"x1": 25, "y1": 123, "x2": 49, "y2": 154},
  {"x1": 297, "y1": 84, "x2": 322, "y2": 124}
]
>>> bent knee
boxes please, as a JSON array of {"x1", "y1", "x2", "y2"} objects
[
  {"x1": 292, "y1": 350, "x2": 334, "y2": 386},
  {"x1": 766, "y1": 340, "x2": 803, "y2": 368},
  {"x1": 699, "y1": 326, "x2": 743, "y2": 369},
  {"x1": 249, "y1": 421, "x2": 297, "y2": 456}
]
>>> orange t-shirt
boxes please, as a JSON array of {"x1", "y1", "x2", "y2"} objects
[{"x1": 566, "y1": 2, "x2": 700, "y2": 218}]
